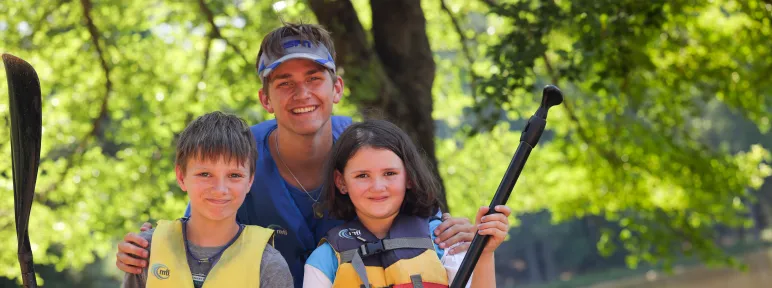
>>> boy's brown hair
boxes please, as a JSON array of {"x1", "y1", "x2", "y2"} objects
[{"x1": 175, "y1": 111, "x2": 257, "y2": 176}]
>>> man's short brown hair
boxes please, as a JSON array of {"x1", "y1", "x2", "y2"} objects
[
  {"x1": 175, "y1": 111, "x2": 257, "y2": 176},
  {"x1": 256, "y1": 22, "x2": 337, "y2": 83}
]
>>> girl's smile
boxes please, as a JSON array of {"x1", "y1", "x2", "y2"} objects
[{"x1": 336, "y1": 147, "x2": 410, "y2": 224}]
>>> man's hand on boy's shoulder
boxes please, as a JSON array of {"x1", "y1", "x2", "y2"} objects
[
  {"x1": 433, "y1": 213, "x2": 476, "y2": 255},
  {"x1": 116, "y1": 222, "x2": 154, "y2": 274},
  {"x1": 119, "y1": 227, "x2": 154, "y2": 288}
]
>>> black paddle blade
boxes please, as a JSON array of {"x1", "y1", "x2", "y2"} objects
[{"x1": 3, "y1": 53, "x2": 42, "y2": 288}]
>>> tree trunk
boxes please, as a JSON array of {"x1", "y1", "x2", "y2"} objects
[
  {"x1": 540, "y1": 236, "x2": 558, "y2": 282},
  {"x1": 751, "y1": 179, "x2": 772, "y2": 239},
  {"x1": 309, "y1": 0, "x2": 447, "y2": 210},
  {"x1": 525, "y1": 241, "x2": 544, "y2": 284}
]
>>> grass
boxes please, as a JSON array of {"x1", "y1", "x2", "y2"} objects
[{"x1": 503, "y1": 239, "x2": 772, "y2": 288}]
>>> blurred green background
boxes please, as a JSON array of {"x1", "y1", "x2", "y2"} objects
[{"x1": 1, "y1": 0, "x2": 772, "y2": 286}]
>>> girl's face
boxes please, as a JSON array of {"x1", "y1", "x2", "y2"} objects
[{"x1": 335, "y1": 146, "x2": 410, "y2": 222}]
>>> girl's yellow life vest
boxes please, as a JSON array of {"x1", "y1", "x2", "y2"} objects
[
  {"x1": 146, "y1": 219, "x2": 274, "y2": 288},
  {"x1": 324, "y1": 215, "x2": 449, "y2": 288}
]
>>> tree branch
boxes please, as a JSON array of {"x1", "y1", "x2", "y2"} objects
[
  {"x1": 186, "y1": 35, "x2": 214, "y2": 124},
  {"x1": 481, "y1": 0, "x2": 506, "y2": 11},
  {"x1": 80, "y1": 0, "x2": 112, "y2": 139},
  {"x1": 542, "y1": 52, "x2": 559, "y2": 85},
  {"x1": 30, "y1": 0, "x2": 70, "y2": 40},
  {"x1": 561, "y1": 98, "x2": 623, "y2": 167},
  {"x1": 37, "y1": 145, "x2": 78, "y2": 204},
  {"x1": 197, "y1": 36, "x2": 213, "y2": 96},
  {"x1": 197, "y1": 0, "x2": 250, "y2": 65},
  {"x1": 39, "y1": 0, "x2": 113, "y2": 199},
  {"x1": 440, "y1": 0, "x2": 478, "y2": 100},
  {"x1": 542, "y1": 53, "x2": 623, "y2": 166}
]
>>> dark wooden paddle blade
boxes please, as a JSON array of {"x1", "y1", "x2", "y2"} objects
[{"x1": 3, "y1": 53, "x2": 42, "y2": 288}]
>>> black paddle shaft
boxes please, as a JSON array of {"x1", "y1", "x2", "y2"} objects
[
  {"x1": 450, "y1": 85, "x2": 563, "y2": 288},
  {"x1": 4, "y1": 53, "x2": 42, "y2": 288}
]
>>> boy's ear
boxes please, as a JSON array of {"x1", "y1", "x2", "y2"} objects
[
  {"x1": 259, "y1": 87, "x2": 274, "y2": 114},
  {"x1": 175, "y1": 165, "x2": 188, "y2": 192},
  {"x1": 334, "y1": 170, "x2": 347, "y2": 194},
  {"x1": 247, "y1": 174, "x2": 255, "y2": 192}
]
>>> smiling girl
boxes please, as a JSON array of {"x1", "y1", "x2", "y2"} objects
[{"x1": 303, "y1": 120, "x2": 511, "y2": 288}]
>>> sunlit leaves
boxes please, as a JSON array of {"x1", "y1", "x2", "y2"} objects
[
  {"x1": 454, "y1": 0, "x2": 772, "y2": 271},
  {"x1": 1, "y1": 0, "x2": 771, "y2": 283},
  {"x1": 0, "y1": 0, "x2": 310, "y2": 282}
]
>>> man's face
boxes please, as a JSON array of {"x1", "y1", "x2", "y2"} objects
[{"x1": 259, "y1": 59, "x2": 343, "y2": 136}]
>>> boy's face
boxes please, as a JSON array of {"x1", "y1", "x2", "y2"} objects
[
  {"x1": 259, "y1": 59, "x2": 343, "y2": 136},
  {"x1": 176, "y1": 156, "x2": 253, "y2": 222}
]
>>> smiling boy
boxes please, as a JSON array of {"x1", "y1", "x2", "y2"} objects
[{"x1": 121, "y1": 112, "x2": 293, "y2": 288}]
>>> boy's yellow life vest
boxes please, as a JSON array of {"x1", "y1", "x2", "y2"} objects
[
  {"x1": 146, "y1": 219, "x2": 274, "y2": 288},
  {"x1": 324, "y1": 215, "x2": 449, "y2": 288}
]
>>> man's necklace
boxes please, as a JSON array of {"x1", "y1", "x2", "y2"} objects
[{"x1": 274, "y1": 130, "x2": 324, "y2": 219}]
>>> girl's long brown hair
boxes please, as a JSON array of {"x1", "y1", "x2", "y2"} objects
[{"x1": 321, "y1": 119, "x2": 442, "y2": 221}]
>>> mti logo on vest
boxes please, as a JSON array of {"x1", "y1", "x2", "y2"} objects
[
  {"x1": 151, "y1": 263, "x2": 170, "y2": 280},
  {"x1": 267, "y1": 224, "x2": 288, "y2": 236},
  {"x1": 338, "y1": 228, "x2": 362, "y2": 240}
]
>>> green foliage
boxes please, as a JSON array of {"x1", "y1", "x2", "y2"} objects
[
  {"x1": 437, "y1": 0, "x2": 772, "y2": 272},
  {"x1": 1, "y1": 0, "x2": 771, "y2": 284},
  {"x1": 0, "y1": 0, "x2": 332, "y2": 282}
]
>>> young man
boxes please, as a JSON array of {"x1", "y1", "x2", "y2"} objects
[
  {"x1": 121, "y1": 111, "x2": 293, "y2": 288},
  {"x1": 116, "y1": 23, "x2": 476, "y2": 288}
]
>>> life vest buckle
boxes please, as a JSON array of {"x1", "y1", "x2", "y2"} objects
[{"x1": 358, "y1": 240, "x2": 385, "y2": 257}]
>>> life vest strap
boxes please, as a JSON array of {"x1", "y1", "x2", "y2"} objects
[
  {"x1": 343, "y1": 237, "x2": 436, "y2": 288},
  {"x1": 351, "y1": 252, "x2": 372, "y2": 288},
  {"x1": 340, "y1": 237, "x2": 435, "y2": 263},
  {"x1": 410, "y1": 274, "x2": 424, "y2": 288}
]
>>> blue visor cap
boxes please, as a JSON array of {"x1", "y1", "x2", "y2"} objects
[{"x1": 257, "y1": 36, "x2": 336, "y2": 81}]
